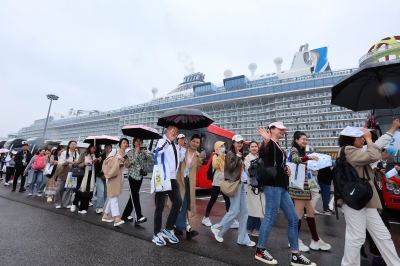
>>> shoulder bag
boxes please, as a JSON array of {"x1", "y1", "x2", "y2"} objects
[
  {"x1": 102, "y1": 154, "x2": 121, "y2": 179},
  {"x1": 221, "y1": 178, "x2": 240, "y2": 197},
  {"x1": 257, "y1": 142, "x2": 278, "y2": 184}
]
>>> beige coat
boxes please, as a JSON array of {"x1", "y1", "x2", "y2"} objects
[
  {"x1": 244, "y1": 153, "x2": 266, "y2": 218},
  {"x1": 168, "y1": 149, "x2": 202, "y2": 217},
  {"x1": 338, "y1": 143, "x2": 382, "y2": 210},
  {"x1": 106, "y1": 151, "x2": 123, "y2": 198}
]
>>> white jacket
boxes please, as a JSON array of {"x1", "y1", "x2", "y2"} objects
[{"x1": 155, "y1": 135, "x2": 185, "y2": 180}]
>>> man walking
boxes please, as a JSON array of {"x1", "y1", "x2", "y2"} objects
[
  {"x1": 152, "y1": 125, "x2": 186, "y2": 246},
  {"x1": 12, "y1": 143, "x2": 32, "y2": 192}
]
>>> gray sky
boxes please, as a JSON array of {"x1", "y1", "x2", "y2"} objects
[{"x1": 1, "y1": 0, "x2": 399, "y2": 137}]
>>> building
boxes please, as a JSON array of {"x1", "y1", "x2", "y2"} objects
[{"x1": 20, "y1": 41, "x2": 390, "y2": 151}]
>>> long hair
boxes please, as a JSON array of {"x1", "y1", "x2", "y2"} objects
[
  {"x1": 291, "y1": 131, "x2": 307, "y2": 156},
  {"x1": 85, "y1": 144, "x2": 101, "y2": 157},
  {"x1": 229, "y1": 141, "x2": 244, "y2": 161},
  {"x1": 66, "y1": 140, "x2": 77, "y2": 159}
]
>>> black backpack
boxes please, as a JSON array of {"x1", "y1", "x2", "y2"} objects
[
  {"x1": 333, "y1": 146, "x2": 373, "y2": 219},
  {"x1": 207, "y1": 153, "x2": 216, "y2": 181}
]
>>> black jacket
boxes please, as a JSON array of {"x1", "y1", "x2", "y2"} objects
[
  {"x1": 317, "y1": 166, "x2": 333, "y2": 185},
  {"x1": 14, "y1": 150, "x2": 32, "y2": 171},
  {"x1": 258, "y1": 140, "x2": 288, "y2": 189}
]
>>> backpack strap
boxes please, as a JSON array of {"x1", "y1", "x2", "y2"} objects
[
  {"x1": 363, "y1": 165, "x2": 371, "y2": 181},
  {"x1": 154, "y1": 147, "x2": 167, "y2": 181}
]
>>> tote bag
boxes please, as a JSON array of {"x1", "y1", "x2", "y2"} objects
[
  {"x1": 287, "y1": 162, "x2": 306, "y2": 190},
  {"x1": 150, "y1": 148, "x2": 171, "y2": 193},
  {"x1": 45, "y1": 163, "x2": 54, "y2": 176},
  {"x1": 64, "y1": 172, "x2": 77, "y2": 188}
]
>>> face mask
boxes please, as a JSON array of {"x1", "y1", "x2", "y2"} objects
[{"x1": 220, "y1": 147, "x2": 226, "y2": 153}]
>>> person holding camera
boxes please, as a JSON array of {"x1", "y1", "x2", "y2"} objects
[
  {"x1": 72, "y1": 144, "x2": 102, "y2": 214},
  {"x1": 121, "y1": 137, "x2": 153, "y2": 224}
]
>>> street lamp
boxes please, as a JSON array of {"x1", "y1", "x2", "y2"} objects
[{"x1": 43, "y1": 94, "x2": 59, "y2": 138}]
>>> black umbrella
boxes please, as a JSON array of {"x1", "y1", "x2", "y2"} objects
[
  {"x1": 83, "y1": 135, "x2": 120, "y2": 145},
  {"x1": 157, "y1": 108, "x2": 214, "y2": 130},
  {"x1": 331, "y1": 58, "x2": 400, "y2": 116},
  {"x1": 121, "y1": 124, "x2": 161, "y2": 140}
]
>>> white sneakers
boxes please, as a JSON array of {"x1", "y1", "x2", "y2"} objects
[
  {"x1": 70, "y1": 205, "x2": 77, "y2": 212},
  {"x1": 309, "y1": 238, "x2": 331, "y2": 251},
  {"x1": 96, "y1": 209, "x2": 103, "y2": 214},
  {"x1": 37, "y1": 194, "x2": 42, "y2": 197},
  {"x1": 211, "y1": 227, "x2": 223, "y2": 242},
  {"x1": 202, "y1": 217, "x2": 212, "y2": 227},
  {"x1": 78, "y1": 210, "x2": 87, "y2": 214},
  {"x1": 289, "y1": 239, "x2": 310, "y2": 252},
  {"x1": 47, "y1": 197, "x2": 52, "y2": 202},
  {"x1": 230, "y1": 219, "x2": 239, "y2": 229}
]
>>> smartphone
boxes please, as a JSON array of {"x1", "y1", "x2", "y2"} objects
[
  {"x1": 123, "y1": 155, "x2": 128, "y2": 160},
  {"x1": 200, "y1": 150, "x2": 206, "y2": 158},
  {"x1": 140, "y1": 147, "x2": 147, "y2": 151}
]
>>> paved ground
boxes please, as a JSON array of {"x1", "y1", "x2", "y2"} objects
[{"x1": 1, "y1": 178, "x2": 399, "y2": 266}]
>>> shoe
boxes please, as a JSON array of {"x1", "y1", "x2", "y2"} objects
[
  {"x1": 255, "y1": 247, "x2": 278, "y2": 265},
  {"x1": 37, "y1": 193, "x2": 42, "y2": 197},
  {"x1": 250, "y1": 230, "x2": 259, "y2": 237},
  {"x1": 314, "y1": 210, "x2": 320, "y2": 215},
  {"x1": 92, "y1": 196, "x2": 97, "y2": 201},
  {"x1": 22, "y1": 188, "x2": 26, "y2": 191},
  {"x1": 55, "y1": 206, "x2": 61, "y2": 209},
  {"x1": 211, "y1": 226, "x2": 223, "y2": 243},
  {"x1": 323, "y1": 209, "x2": 334, "y2": 215},
  {"x1": 202, "y1": 217, "x2": 212, "y2": 227},
  {"x1": 66, "y1": 205, "x2": 71, "y2": 209},
  {"x1": 309, "y1": 238, "x2": 331, "y2": 251},
  {"x1": 88, "y1": 202, "x2": 93, "y2": 207},
  {"x1": 174, "y1": 226, "x2": 183, "y2": 236},
  {"x1": 239, "y1": 241, "x2": 256, "y2": 247},
  {"x1": 162, "y1": 229, "x2": 179, "y2": 244},
  {"x1": 289, "y1": 239, "x2": 310, "y2": 252},
  {"x1": 230, "y1": 219, "x2": 239, "y2": 229},
  {"x1": 78, "y1": 210, "x2": 87, "y2": 214},
  {"x1": 186, "y1": 229, "x2": 199, "y2": 238},
  {"x1": 152, "y1": 233, "x2": 166, "y2": 246},
  {"x1": 18, "y1": 180, "x2": 21, "y2": 184},
  {"x1": 102, "y1": 217, "x2": 114, "y2": 223},
  {"x1": 125, "y1": 216, "x2": 134, "y2": 222},
  {"x1": 96, "y1": 209, "x2": 103, "y2": 214},
  {"x1": 4, "y1": 182, "x2": 9, "y2": 186},
  {"x1": 135, "y1": 216, "x2": 147, "y2": 225},
  {"x1": 28, "y1": 193, "x2": 33, "y2": 196},
  {"x1": 19, "y1": 189, "x2": 25, "y2": 193},
  {"x1": 47, "y1": 197, "x2": 52, "y2": 202},
  {"x1": 114, "y1": 220, "x2": 125, "y2": 227},
  {"x1": 12, "y1": 188, "x2": 16, "y2": 192},
  {"x1": 70, "y1": 205, "x2": 77, "y2": 212},
  {"x1": 291, "y1": 252, "x2": 316, "y2": 266}
]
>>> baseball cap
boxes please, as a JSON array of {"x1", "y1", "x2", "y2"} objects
[
  {"x1": 177, "y1": 134, "x2": 186, "y2": 139},
  {"x1": 232, "y1": 135, "x2": 244, "y2": 142},
  {"x1": 11, "y1": 150, "x2": 18, "y2": 155},
  {"x1": 268, "y1": 121, "x2": 287, "y2": 130},
  {"x1": 339, "y1": 126, "x2": 366, "y2": 138}
]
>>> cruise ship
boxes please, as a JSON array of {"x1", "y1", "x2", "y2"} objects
[{"x1": 19, "y1": 41, "x2": 389, "y2": 151}]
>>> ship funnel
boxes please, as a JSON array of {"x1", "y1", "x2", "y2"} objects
[
  {"x1": 248, "y1": 63, "x2": 257, "y2": 78},
  {"x1": 274, "y1": 57, "x2": 283, "y2": 77},
  {"x1": 151, "y1": 88, "x2": 158, "y2": 99}
]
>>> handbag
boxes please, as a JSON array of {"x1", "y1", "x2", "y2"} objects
[
  {"x1": 221, "y1": 178, "x2": 240, "y2": 197},
  {"x1": 140, "y1": 168, "x2": 148, "y2": 177},
  {"x1": 102, "y1": 155, "x2": 120, "y2": 179},
  {"x1": 72, "y1": 167, "x2": 85, "y2": 178},
  {"x1": 257, "y1": 142, "x2": 278, "y2": 185},
  {"x1": 64, "y1": 172, "x2": 77, "y2": 188},
  {"x1": 287, "y1": 162, "x2": 306, "y2": 190},
  {"x1": 150, "y1": 148, "x2": 171, "y2": 193},
  {"x1": 45, "y1": 163, "x2": 54, "y2": 176}
]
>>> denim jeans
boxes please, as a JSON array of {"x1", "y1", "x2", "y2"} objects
[
  {"x1": 211, "y1": 182, "x2": 251, "y2": 245},
  {"x1": 37, "y1": 174, "x2": 47, "y2": 194},
  {"x1": 257, "y1": 186, "x2": 299, "y2": 250},
  {"x1": 319, "y1": 183, "x2": 331, "y2": 211},
  {"x1": 247, "y1": 216, "x2": 261, "y2": 232},
  {"x1": 176, "y1": 177, "x2": 190, "y2": 230},
  {"x1": 95, "y1": 177, "x2": 107, "y2": 210},
  {"x1": 29, "y1": 170, "x2": 43, "y2": 194}
]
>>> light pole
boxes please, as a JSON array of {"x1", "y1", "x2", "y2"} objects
[{"x1": 43, "y1": 94, "x2": 59, "y2": 138}]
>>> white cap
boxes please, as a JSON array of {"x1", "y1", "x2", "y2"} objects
[
  {"x1": 232, "y1": 135, "x2": 244, "y2": 142},
  {"x1": 339, "y1": 126, "x2": 366, "y2": 137},
  {"x1": 177, "y1": 134, "x2": 186, "y2": 139},
  {"x1": 268, "y1": 121, "x2": 287, "y2": 130},
  {"x1": 11, "y1": 150, "x2": 18, "y2": 155}
]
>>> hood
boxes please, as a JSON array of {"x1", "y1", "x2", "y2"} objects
[{"x1": 214, "y1": 141, "x2": 225, "y2": 154}]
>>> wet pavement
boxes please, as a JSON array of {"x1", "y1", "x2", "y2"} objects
[{"x1": 1, "y1": 178, "x2": 399, "y2": 266}]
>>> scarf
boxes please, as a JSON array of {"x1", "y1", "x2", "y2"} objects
[{"x1": 80, "y1": 154, "x2": 96, "y2": 192}]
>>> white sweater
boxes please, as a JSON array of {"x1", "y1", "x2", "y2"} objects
[{"x1": 155, "y1": 135, "x2": 186, "y2": 179}]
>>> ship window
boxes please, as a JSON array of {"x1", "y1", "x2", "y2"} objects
[
  {"x1": 282, "y1": 84, "x2": 290, "y2": 91},
  {"x1": 315, "y1": 79, "x2": 323, "y2": 86},
  {"x1": 323, "y1": 78, "x2": 333, "y2": 86},
  {"x1": 306, "y1": 80, "x2": 314, "y2": 88},
  {"x1": 273, "y1": 86, "x2": 282, "y2": 93}
]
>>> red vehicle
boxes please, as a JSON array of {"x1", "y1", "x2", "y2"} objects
[{"x1": 372, "y1": 109, "x2": 400, "y2": 210}]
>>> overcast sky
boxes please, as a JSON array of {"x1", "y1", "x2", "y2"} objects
[{"x1": 1, "y1": 0, "x2": 399, "y2": 137}]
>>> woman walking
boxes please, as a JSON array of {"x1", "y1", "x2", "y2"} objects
[
  {"x1": 121, "y1": 137, "x2": 153, "y2": 224},
  {"x1": 45, "y1": 147, "x2": 64, "y2": 202},
  {"x1": 211, "y1": 135, "x2": 255, "y2": 247},
  {"x1": 54, "y1": 141, "x2": 79, "y2": 209},
  {"x1": 102, "y1": 138, "x2": 129, "y2": 227},
  {"x1": 255, "y1": 122, "x2": 316, "y2": 266},
  {"x1": 338, "y1": 127, "x2": 400, "y2": 266},
  {"x1": 288, "y1": 131, "x2": 331, "y2": 252},
  {"x1": 202, "y1": 141, "x2": 232, "y2": 227},
  {"x1": 244, "y1": 141, "x2": 265, "y2": 237},
  {"x1": 72, "y1": 144, "x2": 102, "y2": 214},
  {"x1": 26, "y1": 149, "x2": 46, "y2": 196},
  {"x1": 95, "y1": 144, "x2": 112, "y2": 214},
  {"x1": 4, "y1": 151, "x2": 16, "y2": 186}
]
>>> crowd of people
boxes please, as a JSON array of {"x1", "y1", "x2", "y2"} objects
[{"x1": 1, "y1": 119, "x2": 400, "y2": 266}]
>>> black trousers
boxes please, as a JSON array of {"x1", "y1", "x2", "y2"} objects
[
  {"x1": 6, "y1": 167, "x2": 14, "y2": 183},
  {"x1": 154, "y1": 179, "x2": 182, "y2": 235},
  {"x1": 73, "y1": 172, "x2": 93, "y2": 211},
  {"x1": 122, "y1": 176, "x2": 143, "y2": 219},
  {"x1": 13, "y1": 168, "x2": 26, "y2": 190},
  {"x1": 205, "y1": 185, "x2": 231, "y2": 217},
  {"x1": 367, "y1": 208, "x2": 390, "y2": 256}
]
